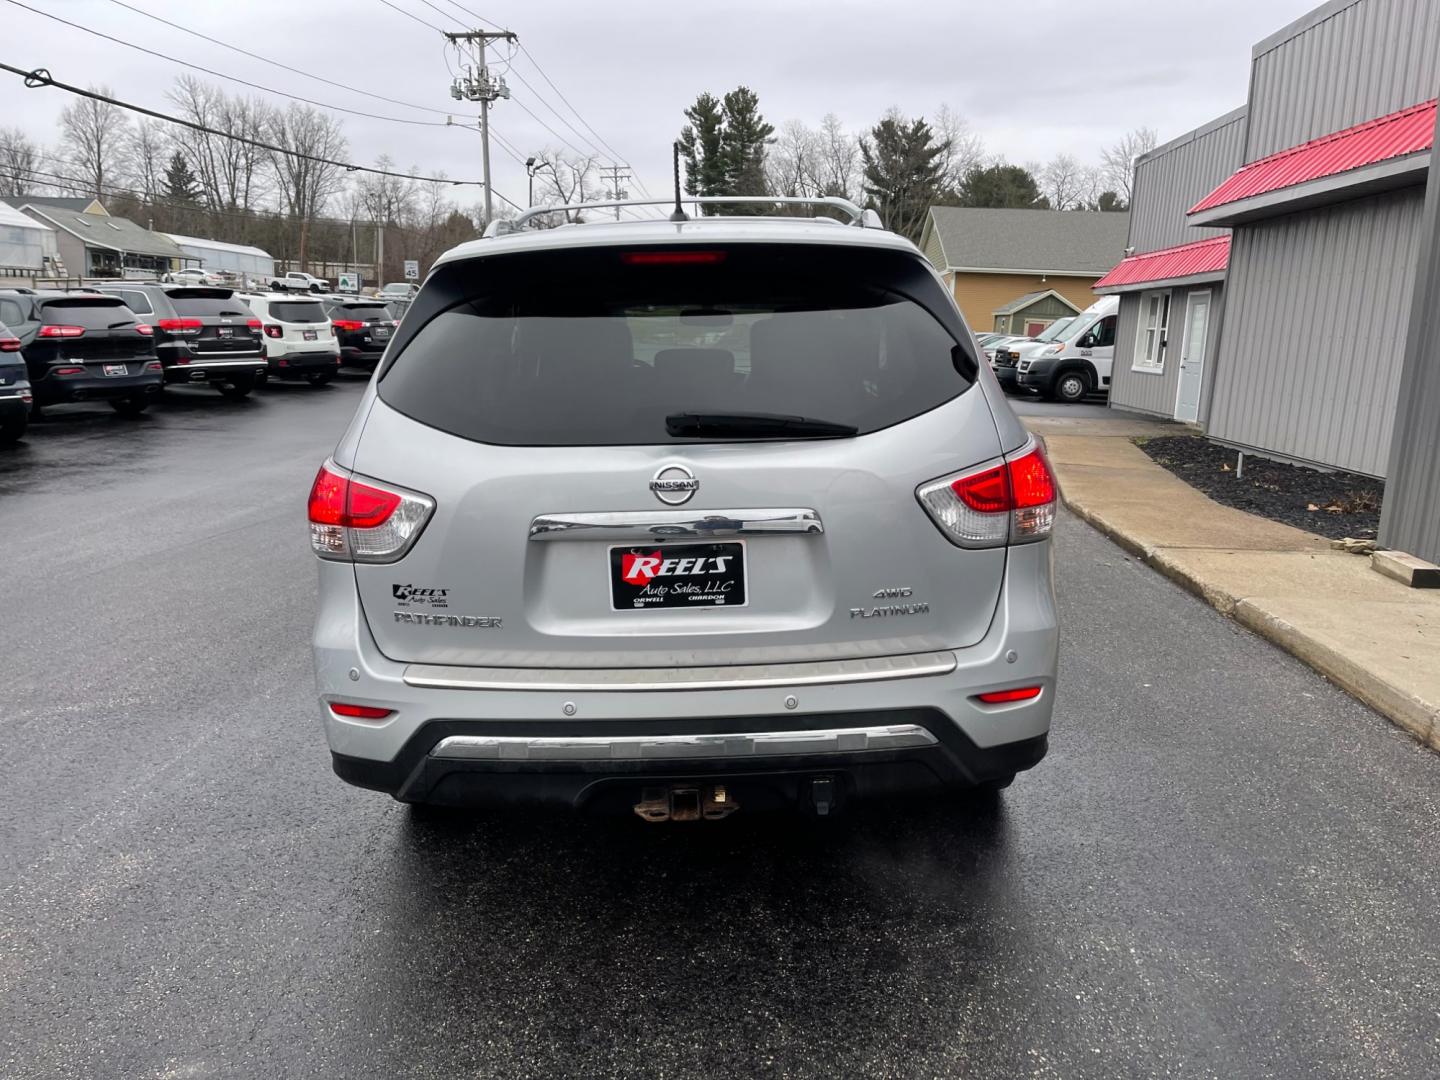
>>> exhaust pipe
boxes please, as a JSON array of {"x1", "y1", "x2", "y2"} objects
[{"x1": 634, "y1": 784, "x2": 738, "y2": 823}]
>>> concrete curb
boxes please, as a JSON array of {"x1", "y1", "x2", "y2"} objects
[{"x1": 1059, "y1": 487, "x2": 1440, "y2": 752}]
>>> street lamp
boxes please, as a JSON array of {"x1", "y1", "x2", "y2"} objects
[{"x1": 525, "y1": 157, "x2": 538, "y2": 207}]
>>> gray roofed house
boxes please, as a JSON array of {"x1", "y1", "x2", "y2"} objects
[
  {"x1": 917, "y1": 206, "x2": 1128, "y2": 332},
  {"x1": 2, "y1": 195, "x2": 107, "y2": 216},
  {"x1": 5, "y1": 196, "x2": 194, "y2": 278},
  {"x1": 990, "y1": 288, "x2": 1082, "y2": 336}
]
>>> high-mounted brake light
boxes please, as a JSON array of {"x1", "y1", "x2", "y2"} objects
[
  {"x1": 38, "y1": 325, "x2": 85, "y2": 338},
  {"x1": 975, "y1": 686, "x2": 1043, "y2": 704},
  {"x1": 328, "y1": 702, "x2": 394, "y2": 720},
  {"x1": 307, "y1": 459, "x2": 434, "y2": 563},
  {"x1": 621, "y1": 250, "x2": 727, "y2": 265},
  {"x1": 916, "y1": 440, "x2": 1057, "y2": 547}
]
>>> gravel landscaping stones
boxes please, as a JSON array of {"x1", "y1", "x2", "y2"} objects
[{"x1": 1135, "y1": 435, "x2": 1384, "y2": 541}]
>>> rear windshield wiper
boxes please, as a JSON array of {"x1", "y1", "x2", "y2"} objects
[{"x1": 665, "y1": 411, "x2": 858, "y2": 439}]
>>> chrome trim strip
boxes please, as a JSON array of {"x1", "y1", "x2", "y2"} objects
[
  {"x1": 403, "y1": 651, "x2": 956, "y2": 692},
  {"x1": 429, "y1": 724, "x2": 939, "y2": 762},
  {"x1": 529, "y1": 507, "x2": 823, "y2": 542}
]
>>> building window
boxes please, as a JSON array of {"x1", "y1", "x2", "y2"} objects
[{"x1": 1133, "y1": 290, "x2": 1170, "y2": 372}]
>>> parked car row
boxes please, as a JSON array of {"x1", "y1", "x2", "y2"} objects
[{"x1": 0, "y1": 281, "x2": 404, "y2": 444}]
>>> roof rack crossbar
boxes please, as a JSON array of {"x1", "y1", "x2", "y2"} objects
[{"x1": 485, "y1": 195, "x2": 880, "y2": 236}]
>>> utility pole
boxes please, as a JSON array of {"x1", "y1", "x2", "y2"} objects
[
  {"x1": 444, "y1": 29, "x2": 517, "y2": 226},
  {"x1": 598, "y1": 163, "x2": 632, "y2": 220}
]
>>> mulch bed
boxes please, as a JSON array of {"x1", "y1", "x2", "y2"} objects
[{"x1": 1135, "y1": 435, "x2": 1385, "y2": 541}]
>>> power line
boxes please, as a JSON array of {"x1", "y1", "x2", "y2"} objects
[
  {"x1": 3, "y1": 0, "x2": 456, "y2": 128},
  {"x1": 0, "y1": 62, "x2": 500, "y2": 190},
  {"x1": 102, "y1": 0, "x2": 453, "y2": 118},
  {"x1": 376, "y1": 0, "x2": 446, "y2": 35}
]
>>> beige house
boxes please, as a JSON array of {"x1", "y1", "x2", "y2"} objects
[{"x1": 918, "y1": 207, "x2": 1129, "y2": 332}]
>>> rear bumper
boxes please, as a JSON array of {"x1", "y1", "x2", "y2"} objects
[
  {"x1": 0, "y1": 392, "x2": 30, "y2": 421},
  {"x1": 313, "y1": 541, "x2": 1058, "y2": 806},
  {"x1": 338, "y1": 345, "x2": 386, "y2": 367},
  {"x1": 163, "y1": 359, "x2": 267, "y2": 383},
  {"x1": 332, "y1": 715, "x2": 1046, "y2": 809},
  {"x1": 34, "y1": 372, "x2": 161, "y2": 403},
  {"x1": 267, "y1": 350, "x2": 340, "y2": 375}
]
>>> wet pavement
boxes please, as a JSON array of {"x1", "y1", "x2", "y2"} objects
[{"x1": 2, "y1": 377, "x2": 1438, "y2": 1079}]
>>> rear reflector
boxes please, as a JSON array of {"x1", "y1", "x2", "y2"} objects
[
  {"x1": 621, "y1": 250, "x2": 726, "y2": 265},
  {"x1": 328, "y1": 702, "x2": 393, "y2": 720},
  {"x1": 975, "y1": 686, "x2": 1043, "y2": 704},
  {"x1": 916, "y1": 439, "x2": 1058, "y2": 548},
  {"x1": 307, "y1": 459, "x2": 434, "y2": 563},
  {"x1": 38, "y1": 325, "x2": 85, "y2": 338}
]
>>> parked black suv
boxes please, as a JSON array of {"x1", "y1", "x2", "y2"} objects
[
  {"x1": 320, "y1": 298, "x2": 397, "y2": 370},
  {"x1": 0, "y1": 316, "x2": 32, "y2": 442},
  {"x1": 0, "y1": 289, "x2": 162, "y2": 416},
  {"x1": 97, "y1": 284, "x2": 266, "y2": 398}
]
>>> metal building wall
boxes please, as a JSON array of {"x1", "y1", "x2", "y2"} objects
[
  {"x1": 1207, "y1": 188, "x2": 1424, "y2": 476},
  {"x1": 1110, "y1": 285, "x2": 1227, "y2": 424},
  {"x1": 1128, "y1": 108, "x2": 1248, "y2": 253},
  {"x1": 1247, "y1": 0, "x2": 1440, "y2": 160}
]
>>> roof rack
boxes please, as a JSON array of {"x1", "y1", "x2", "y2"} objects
[{"x1": 485, "y1": 196, "x2": 884, "y2": 237}]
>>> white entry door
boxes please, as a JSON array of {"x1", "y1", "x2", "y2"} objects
[{"x1": 1174, "y1": 290, "x2": 1211, "y2": 423}]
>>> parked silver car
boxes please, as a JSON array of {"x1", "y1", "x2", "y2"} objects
[{"x1": 309, "y1": 198, "x2": 1059, "y2": 819}]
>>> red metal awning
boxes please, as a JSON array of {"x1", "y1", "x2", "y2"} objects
[
  {"x1": 1094, "y1": 235, "x2": 1231, "y2": 290},
  {"x1": 1189, "y1": 98, "x2": 1436, "y2": 215}
]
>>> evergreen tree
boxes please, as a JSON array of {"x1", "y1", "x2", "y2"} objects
[
  {"x1": 677, "y1": 87, "x2": 774, "y2": 212},
  {"x1": 1096, "y1": 190, "x2": 1126, "y2": 212},
  {"x1": 953, "y1": 164, "x2": 1048, "y2": 209},
  {"x1": 163, "y1": 151, "x2": 202, "y2": 204},
  {"x1": 860, "y1": 114, "x2": 947, "y2": 241}
]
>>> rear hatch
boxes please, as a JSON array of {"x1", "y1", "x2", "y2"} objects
[
  {"x1": 349, "y1": 241, "x2": 1006, "y2": 668},
  {"x1": 267, "y1": 298, "x2": 333, "y2": 348},
  {"x1": 166, "y1": 289, "x2": 261, "y2": 357},
  {"x1": 331, "y1": 302, "x2": 394, "y2": 351},
  {"x1": 32, "y1": 297, "x2": 155, "y2": 367}
]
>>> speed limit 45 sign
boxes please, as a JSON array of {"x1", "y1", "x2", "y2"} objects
[{"x1": 403, "y1": 260, "x2": 419, "y2": 280}]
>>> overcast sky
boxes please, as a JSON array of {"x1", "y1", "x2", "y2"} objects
[{"x1": 2, "y1": 0, "x2": 1320, "y2": 212}]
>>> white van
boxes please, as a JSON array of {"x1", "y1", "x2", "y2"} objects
[
  {"x1": 243, "y1": 293, "x2": 342, "y2": 386},
  {"x1": 1013, "y1": 296, "x2": 1119, "y2": 403}
]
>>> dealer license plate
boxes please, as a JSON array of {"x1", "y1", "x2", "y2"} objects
[
  {"x1": 103, "y1": 364, "x2": 127, "y2": 376},
  {"x1": 303, "y1": 329, "x2": 317, "y2": 340},
  {"x1": 609, "y1": 542, "x2": 746, "y2": 610}
]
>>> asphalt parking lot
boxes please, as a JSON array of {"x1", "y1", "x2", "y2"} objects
[{"x1": 2, "y1": 381, "x2": 1438, "y2": 1079}]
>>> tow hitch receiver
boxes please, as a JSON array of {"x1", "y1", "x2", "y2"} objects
[{"x1": 634, "y1": 784, "x2": 739, "y2": 823}]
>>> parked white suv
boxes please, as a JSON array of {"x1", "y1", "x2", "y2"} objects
[
  {"x1": 242, "y1": 293, "x2": 341, "y2": 386},
  {"x1": 1013, "y1": 296, "x2": 1119, "y2": 403},
  {"x1": 270, "y1": 271, "x2": 329, "y2": 293},
  {"x1": 309, "y1": 197, "x2": 1059, "y2": 820}
]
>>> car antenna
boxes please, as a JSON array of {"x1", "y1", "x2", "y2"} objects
[{"x1": 669, "y1": 141, "x2": 689, "y2": 223}]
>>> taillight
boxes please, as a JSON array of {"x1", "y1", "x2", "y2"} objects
[
  {"x1": 156, "y1": 318, "x2": 202, "y2": 335},
  {"x1": 328, "y1": 702, "x2": 394, "y2": 720},
  {"x1": 0, "y1": 336, "x2": 19, "y2": 352},
  {"x1": 916, "y1": 439, "x2": 1057, "y2": 547},
  {"x1": 38, "y1": 325, "x2": 85, "y2": 338},
  {"x1": 144, "y1": 361, "x2": 163, "y2": 372},
  {"x1": 247, "y1": 319, "x2": 262, "y2": 334},
  {"x1": 263, "y1": 325, "x2": 283, "y2": 338},
  {"x1": 52, "y1": 366, "x2": 85, "y2": 375},
  {"x1": 135, "y1": 323, "x2": 154, "y2": 337},
  {"x1": 307, "y1": 459, "x2": 434, "y2": 563},
  {"x1": 331, "y1": 319, "x2": 365, "y2": 331}
]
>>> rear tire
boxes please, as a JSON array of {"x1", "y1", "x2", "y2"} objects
[
  {"x1": 109, "y1": 396, "x2": 149, "y2": 416},
  {"x1": 306, "y1": 371, "x2": 333, "y2": 386},
  {"x1": 217, "y1": 373, "x2": 256, "y2": 400},
  {"x1": 1051, "y1": 369, "x2": 1090, "y2": 403},
  {"x1": 0, "y1": 416, "x2": 26, "y2": 443}
]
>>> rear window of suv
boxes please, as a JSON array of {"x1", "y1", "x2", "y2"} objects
[
  {"x1": 169, "y1": 293, "x2": 251, "y2": 318},
  {"x1": 38, "y1": 297, "x2": 138, "y2": 329},
  {"x1": 331, "y1": 303, "x2": 389, "y2": 319},
  {"x1": 270, "y1": 300, "x2": 326, "y2": 323},
  {"x1": 378, "y1": 243, "x2": 971, "y2": 446}
]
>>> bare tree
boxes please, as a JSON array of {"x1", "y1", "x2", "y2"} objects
[
  {"x1": 0, "y1": 127, "x2": 46, "y2": 197},
  {"x1": 766, "y1": 119, "x2": 823, "y2": 199},
  {"x1": 167, "y1": 77, "x2": 274, "y2": 212},
  {"x1": 127, "y1": 120, "x2": 169, "y2": 203},
  {"x1": 1040, "y1": 153, "x2": 1086, "y2": 210},
  {"x1": 59, "y1": 88, "x2": 130, "y2": 199},
  {"x1": 817, "y1": 113, "x2": 860, "y2": 199},
  {"x1": 531, "y1": 150, "x2": 602, "y2": 221},
  {"x1": 1101, "y1": 126, "x2": 1158, "y2": 206},
  {"x1": 267, "y1": 103, "x2": 348, "y2": 270},
  {"x1": 355, "y1": 155, "x2": 417, "y2": 228},
  {"x1": 934, "y1": 103, "x2": 985, "y2": 191}
]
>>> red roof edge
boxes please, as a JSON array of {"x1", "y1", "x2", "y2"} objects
[
  {"x1": 1189, "y1": 98, "x2": 1436, "y2": 215},
  {"x1": 1094, "y1": 235, "x2": 1231, "y2": 290}
]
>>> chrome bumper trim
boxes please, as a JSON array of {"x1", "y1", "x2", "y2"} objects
[
  {"x1": 528, "y1": 507, "x2": 823, "y2": 541},
  {"x1": 430, "y1": 724, "x2": 939, "y2": 762},
  {"x1": 403, "y1": 651, "x2": 957, "y2": 692}
]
